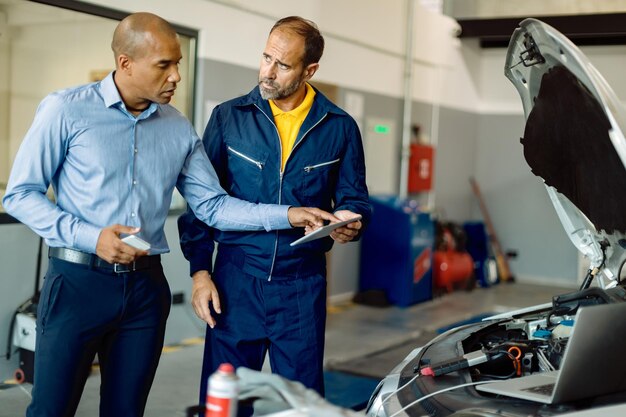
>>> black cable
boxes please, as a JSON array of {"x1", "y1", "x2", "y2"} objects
[
  {"x1": 475, "y1": 370, "x2": 517, "y2": 380},
  {"x1": 579, "y1": 240, "x2": 608, "y2": 290},
  {"x1": 579, "y1": 269, "x2": 595, "y2": 291},
  {"x1": 497, "y1": 350, "x2": 518, "y2": 364},
  {"x1": 473, "y1": 350, "x2": 520, "y2": 381},
  {"x1": 5, "y1": 309, "x2": 19, "y2": 360}
]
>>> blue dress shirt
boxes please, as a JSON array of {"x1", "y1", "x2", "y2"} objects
[{"x1": 2, "y1": 72, "x2": 291, "y2": 254}]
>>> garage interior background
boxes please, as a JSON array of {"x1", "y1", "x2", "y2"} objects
[{"x1": 2, "y1": 0, "x2": 626, "y2": 380}]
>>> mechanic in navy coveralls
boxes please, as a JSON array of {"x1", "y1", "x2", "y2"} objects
[
  {"x1": 178, "y1": 16, "x2": 371, "y2": 399},
  {"x1": 2, "y1": 12, "x2": 335, "y2": 417}
]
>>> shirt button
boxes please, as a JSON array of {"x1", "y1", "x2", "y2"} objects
[
  {"x1": 133, "y1": 180, "x2": 137, "y2": 185},
  {"x1": 131, "y1": 212, "x2": 136, "y2": 217},
  {"x1": 134, "y1": 148, "x2": 138, "y2": 153}
]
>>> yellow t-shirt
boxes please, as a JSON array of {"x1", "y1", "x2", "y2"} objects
[{"x1": 269, "y1": 83, "x2": 316, "y2": 171}]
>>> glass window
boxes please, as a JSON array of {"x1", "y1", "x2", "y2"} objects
[{"x1": 0, "y1": 0, "x2": 197, "y2": 212}]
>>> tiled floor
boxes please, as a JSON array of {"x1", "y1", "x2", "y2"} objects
[{"x1": 0, "y1": 282, "x2": 572, "y2": 416}]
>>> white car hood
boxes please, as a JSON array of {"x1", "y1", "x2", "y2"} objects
[{"x1": 505, "y1": 18, "x2": 626, "y2": 286}]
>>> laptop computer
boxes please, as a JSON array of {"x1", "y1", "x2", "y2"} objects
[{"x1": 476, "y1": 302, "x2": 626, "y2": 404}]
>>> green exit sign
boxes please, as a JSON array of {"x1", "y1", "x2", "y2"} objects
[{"x1": 373, "y1": 124, "x2": 390, "y2": 134}]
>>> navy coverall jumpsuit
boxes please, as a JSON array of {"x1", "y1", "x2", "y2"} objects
[{"x1": 178, "y1": 85, "x2": 371, "y2": 399}]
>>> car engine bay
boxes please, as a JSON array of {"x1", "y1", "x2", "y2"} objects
[{"x1": 462, "y1": 284, "x2": 626, "y2": 384}]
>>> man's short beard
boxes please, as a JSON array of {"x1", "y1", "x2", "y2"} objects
[{"x1": 259, "y1": 77, "x2": 305, "y2": 101}]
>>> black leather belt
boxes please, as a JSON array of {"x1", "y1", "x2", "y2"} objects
[{"x1": 49, "y1": 247, "x2": 160, "y2": 274}]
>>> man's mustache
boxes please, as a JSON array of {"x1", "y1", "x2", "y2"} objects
[{"x1": 259, "y1": 78, "x2": 278, "y2": 88}]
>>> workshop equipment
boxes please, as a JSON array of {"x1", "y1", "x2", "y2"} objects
[
  {"x1": 11, "y1": 308, "x2": 36, "y2": 383},
  {"x1": 408, "y1": 144, "x2": 434, "y2": 193},
  {"x1": 5, "y1": 237, "x2": 43, "y2": 383},
  {"x1": 463, "y1": 221, "x2": 499, "y2": 287},
  {"x1": 432, "y1": 223, "x2": 474, "y2": 294},
  {"x1": 359, "y1": 196, "x2": 434, "y2": 307}
]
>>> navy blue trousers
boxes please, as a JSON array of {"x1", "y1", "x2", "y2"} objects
[
  {"x1": 26, "y1": 257, "x2": 171, "y2": 417},
  {"x1": 198, "y1": 256, "x2": 327, "y2": 409}
]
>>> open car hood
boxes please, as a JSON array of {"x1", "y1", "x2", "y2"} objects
[{"x1": 505, "y1": 18, "x2": 626, "y2": 286}]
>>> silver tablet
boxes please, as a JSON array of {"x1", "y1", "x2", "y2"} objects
[{"x1": 290, "y1": 215, "x2": 362, "y2": 246}]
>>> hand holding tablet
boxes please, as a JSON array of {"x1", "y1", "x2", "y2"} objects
[{"x1": 290, "y1": 215, "x2": 362, "y2": 246}]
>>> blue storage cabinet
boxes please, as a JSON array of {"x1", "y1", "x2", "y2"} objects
[
  {"x1": 359, "y1": 196, "x2": 434, "y2": 307},
  {"x1": 463, "y1": 221, "x2": 498, "y2": 288}
]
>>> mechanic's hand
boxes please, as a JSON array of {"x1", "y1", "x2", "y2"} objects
[
  {"x1": 288, "y1": 207, "x2": 339, "y2": 228},
  {"x1": 95, "y1": 225, "x2": 148, "y2": 264},
  {"x1": 330, "y1": 210, "x2": 362, "y2": 243},
  {"x1": 191, "y1": 270, "x2": 221, "y2": 328}
]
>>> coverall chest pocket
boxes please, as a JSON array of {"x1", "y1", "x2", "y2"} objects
[
  {"x1": 301, "y1": 157, "x2": 340, "y2": 205},
  {"x1": 226, "y1": 145, "x2": 267, "y2": 202}
]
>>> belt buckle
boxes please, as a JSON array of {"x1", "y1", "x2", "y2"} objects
[{"x1": 113, "y1": 261, "x2": 136, "y2": 274}]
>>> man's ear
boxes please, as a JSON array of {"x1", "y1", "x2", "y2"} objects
[
  {"x1": 303, "y1": 63, "x2": 319, "y2": 81},
  {"x1": 117, "y1": 54, "x2": 132, "y2": 74}
]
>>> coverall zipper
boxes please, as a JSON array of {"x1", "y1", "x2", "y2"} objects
[
  {"x1": 255, "y1": 103, "x2": 328, "y2": 281},
  {"x1": 303, "y1": 158, "x2": 341, "y2": 172},
  {"x1": 227, "y1": 146, "x2": 265, "y2": 170}
]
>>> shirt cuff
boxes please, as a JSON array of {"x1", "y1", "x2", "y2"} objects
[
  {"x1": 264, "y1": 204, "x2": 292, "y2": 231},
  {"x1": 74, "y1": 222, "x2": 102, "y2": 254}
]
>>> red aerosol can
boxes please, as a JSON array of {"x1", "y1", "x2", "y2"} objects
[{"x1": 206, "y1": 363, "x2": 239, "y2": 417}]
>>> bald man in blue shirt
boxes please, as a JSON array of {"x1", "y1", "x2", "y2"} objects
[{"x1": 2, "y1": 12, "x2": 335, "y2": 417}]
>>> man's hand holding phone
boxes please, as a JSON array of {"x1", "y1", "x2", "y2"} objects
[
  {"x1": 96, "y1": 225, "x2": 151, "y2": 264},
  {"x1": 121, "y1": 234, "x2": 151, "y2": 251}
]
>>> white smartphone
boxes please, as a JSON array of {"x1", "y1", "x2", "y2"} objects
[{"x1": 121, "y1": 235, "x2": 151, "y2": 251}]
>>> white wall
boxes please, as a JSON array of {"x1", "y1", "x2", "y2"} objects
[
  {"x1": 477, "y1": 45, "x2": 523, "y2": 114},
  {"x1": 8, "y1": 16, "x2": 117, "y2": 163},
  {"x1": 472, "y1": 42, "x2": 626, "y2": 114},
  {"x1": 84, "y1": 0, "x2": 463, "y2": 106},
  {"x1": 576, "y1": 44, "x2": 626, "y2": 101},
  {"x1": 3, "y1": 4, "x2": 193, "y2": 174}
]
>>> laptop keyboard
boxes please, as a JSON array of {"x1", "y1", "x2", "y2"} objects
[{"x1": 522, "y1": 383, "x2": 555, "y2": 396}]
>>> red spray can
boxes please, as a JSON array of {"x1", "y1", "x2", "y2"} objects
[{"x1": 206, "y1": 363, "x2": 239, "y2": 417}]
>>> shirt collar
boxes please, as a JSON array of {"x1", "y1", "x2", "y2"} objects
[
  {"x1": 101, "y1": 71, "x2": 123, "y2": 108},
  {"x1": 100, "y1": 71, "x2": 158, "y2": 117}
]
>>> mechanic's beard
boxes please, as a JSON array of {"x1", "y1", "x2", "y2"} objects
[{"x1": 259, "y1": 77, "x2": 304, "y2": 101}]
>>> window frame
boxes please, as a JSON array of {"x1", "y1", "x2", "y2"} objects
[{"x1": 0, "y1": 0, "x2": 199, "y2": 222}]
